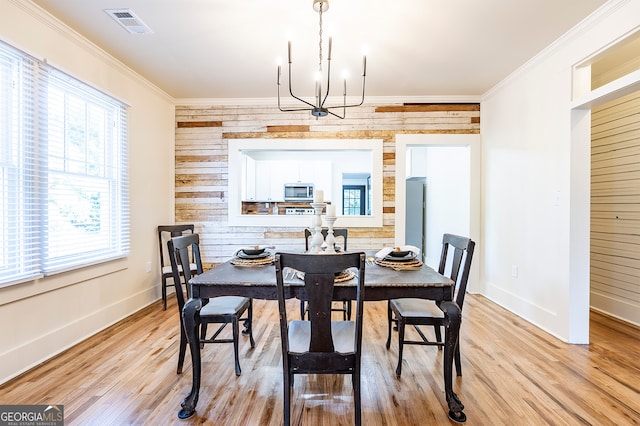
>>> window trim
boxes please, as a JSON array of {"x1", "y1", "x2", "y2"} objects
[{"x1": 0, "y1": 40, "x2": 129, "y2": 288}]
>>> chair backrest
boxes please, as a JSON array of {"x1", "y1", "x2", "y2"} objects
[
  {"x1": 275, "y1": 252, "x2": 365, "y2": 354},
  {"x1": 304, "y1": 228, "x2": 348, "y2": 251},
  {"x1": 158, "y1": 224, "x2": 195, "y2": 271},
  {"x1": 167, "y1": 233, "x2": 204, "y2": 309},
  {"x1": 437, "y1": 233, "x2": 475, "y2": 309}
]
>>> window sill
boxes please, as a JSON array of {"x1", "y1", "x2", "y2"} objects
[{"x1": 0, "y1": 257, "x2": 128, "y2": 307}]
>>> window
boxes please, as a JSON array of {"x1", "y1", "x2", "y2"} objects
[
  {"x1": 342, "y1": 185, "x2": 366, "y2": 215},
  {"x1": 0, "y1": 40, "x2": 128, "y2": 287}
]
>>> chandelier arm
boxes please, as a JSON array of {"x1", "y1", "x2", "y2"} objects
[
  {"x1": 279, "y1": 106, "x2": 319, "y2": 112},
  {"x1": 321, "y1": 57, "x2": 332, "y2": 107},
  {"x1": 351, "y1": 73, "x2": 367, "y2": 106},
  {"x1": 286, "y1": 62, "x2": 317, "y2": 109},
  {"x1": 278, "y1": 76, "x2": 316, "y2": 112},
  {"x1": 325, "y1": 108, "x2": 345, "y2": 119},
  {"x1": 320, "y1": 77, "x2": 366, "y2": 110}
]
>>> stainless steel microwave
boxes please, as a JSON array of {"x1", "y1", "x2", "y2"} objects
[{"x1": 284, "y1": 183, "x2": 314, "y2": 201}]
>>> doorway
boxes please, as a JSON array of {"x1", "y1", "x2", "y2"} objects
[
  {"x1": 571, "y1": 29, "x2": 640, "y2": 340},
  {"x1": 395, "y1": 133, "x2": 481, "y2": 292},
  {"x1": 406, "y1": 146, "x2": 471, "y2": 267}
]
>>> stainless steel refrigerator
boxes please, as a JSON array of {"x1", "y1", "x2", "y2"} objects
[{"x1": 405, "y1": 177, "x2": 426, "y2": 262}]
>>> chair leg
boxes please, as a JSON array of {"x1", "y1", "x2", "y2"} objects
[
  {"x1": 299, "y1": 300, "x2": 306, "y2": 319},
  {"x1": 341, "y1": 300, "x2": 352, "y2": 321},
  {"x1": 353, "y1": 370, "x2": 362, "y2": 426},
  {"x1": 396, "y1": 317, "x2": 405, "y2": 378},
  {"x1": 385, "y1": 301, "x2": 393, "y2": 349},
  {"x1": 232, "y1": 317, "x2": 241, "y2": 376},
  {"x1": 434, "y1": 324, "x2": 442, "y2": 348},
  {"x1": 245, "y1": 299, "x2": 255, "y2": 347},
  {"x1": 162, "y1": 277, "x2": 168, "y2": 310},
  {"x1": 200, "y1": 323, "x2": 208, "y2": 349},
  {"x1": 283, "y1": 371, "x2": 292, "y2": 426},
  {"x1": 177, "y1": 326, "x2": 187, "y2": 374},
  {"x1": 454, "y1": 343, "x2": 462, "y2": 376}
]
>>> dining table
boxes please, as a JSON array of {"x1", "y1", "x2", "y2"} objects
[{"x1": 179, "y1": 250, "x2": 467, "y2": 423}]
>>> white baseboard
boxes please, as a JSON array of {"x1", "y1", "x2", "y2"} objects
[{"x1": 0, "y1": 286, "x2": 159, "y2": 385}]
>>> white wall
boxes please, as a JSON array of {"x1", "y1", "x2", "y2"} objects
[
  {"x1": 480, "y1": 0, "x2": 640, "y2": 343},
  {"x1": 0, "y1": 1, "x2": 175, "y2": 383}
]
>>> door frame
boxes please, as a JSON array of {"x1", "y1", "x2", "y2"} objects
[{"x1": 394, "y1": 133, "x2": 482, "y2": 292}]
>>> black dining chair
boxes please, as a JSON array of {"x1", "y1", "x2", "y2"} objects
[
  {"x1": 157, "y1": 225, "x2": 198, "y2": 310},
  {"x1": 386, "y1": 233, "x2": 475, "y2": 377},
  {"x1": 274, "y1": 252, "x2": 366, "y2": 426},
  {"x1": 169, "y1": 233, "x2": 255, "y2": 376},
  {"x1": 301, "y1": 228, "x2": 351, "y2": 320}
]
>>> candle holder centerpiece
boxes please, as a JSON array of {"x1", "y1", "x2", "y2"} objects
[
  {"x1": 324, "y1": 215, "x2": 337, "y2": 254},
  {"x1": 308, "y1": 202, "x2": 326, "y2": 253}
]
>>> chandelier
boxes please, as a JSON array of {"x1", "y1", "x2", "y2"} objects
[{"x1": 277, "y1": 0, "x2": 366, "y2": 119}]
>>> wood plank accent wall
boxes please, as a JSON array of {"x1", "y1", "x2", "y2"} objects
[
  {"x1": 591, "y1": 90, "x2": 640, "y2": 325},
  {"x1": 175, "y1": 102, "x2": 479, "y2": 266}
]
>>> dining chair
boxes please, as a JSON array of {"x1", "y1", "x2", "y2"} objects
[
  {"x1": 386, "y1": 233, "x2": 475, "y2": 378},
  {"x1": 169, "y1": 233, "x2": 255, "y2": 376},
  {"x1": 157, "y1": 225, "x2": 198, "y2": 310},
  {"x1": 301, "y1": 228, "x2": 351, "y2": 320},
  {"x1": 274, "y1": 251, "x2": 366, "y2": 426}
]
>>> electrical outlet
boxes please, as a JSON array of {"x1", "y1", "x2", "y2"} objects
[
  {"x1": 511, "y1": 265, "x2": 518, "y2": 278},
  {"x1": 145, "y1": 261, "x2": 151, "y2": 273}
]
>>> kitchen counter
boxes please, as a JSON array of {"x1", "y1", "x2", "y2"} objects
[{"x1": 241, "y1": 201, "x2": 328, "y2": 215}]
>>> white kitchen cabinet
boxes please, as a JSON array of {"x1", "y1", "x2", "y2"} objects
[
  {"x1": 254, "y1": 160, "x2": 291, "y2": 200},
  {"x1": 244, "y1": 156, "x2": 256, "y2": 200},
  {"x1": 268, "y1": 161, "x2": 289, "y2": 200},
  {"x1": 250, "y1": 159, "x2": 332, "y2": 201},
  {"x1": 254, "y1": 161, "x2": 272, "y2": 200}
]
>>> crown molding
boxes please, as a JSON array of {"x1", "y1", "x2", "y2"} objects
[
  {"x1": 174, "y1": 95, "x2": 482, "y2": 106},
  {"x1": 482, "y1": 0, "x2": 632, "y2": 101},
  {"x1": 8, "y1": 0, "x2": 173, "y2": 104}
]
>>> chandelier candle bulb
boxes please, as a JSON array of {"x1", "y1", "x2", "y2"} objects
[
  {"x1": 328, "y1": 37, "x2": 332, "y2": 60},
  {"x1": 288, "y1": 40, "x2": 291, "y2": 63},
  {"x1": 363, "y1": 56, "x2": 367, "y2": 76}
]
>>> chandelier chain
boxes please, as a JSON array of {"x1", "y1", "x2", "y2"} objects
[{"x1": 318, "y1": 2, "x2": 323, "y2": 74}]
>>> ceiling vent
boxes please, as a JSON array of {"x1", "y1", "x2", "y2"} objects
[{"x1": 104, "y1": 9, "x2": 153, "y2": 35}]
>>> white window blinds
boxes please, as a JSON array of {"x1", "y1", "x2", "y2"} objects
[{"x1": 0, "y1": 40, "x2": 129, "y2": 286}]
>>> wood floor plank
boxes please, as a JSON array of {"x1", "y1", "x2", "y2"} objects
[{"x1": 1, "y1": 295, "x2": 639, "y2": 425}]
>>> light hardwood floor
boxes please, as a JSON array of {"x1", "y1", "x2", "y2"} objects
[{"x1": 1, "y1": 294, "x2": 639, "y2": 425}]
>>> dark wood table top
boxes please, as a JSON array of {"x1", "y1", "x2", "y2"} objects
[{"x1": 189, "y1": 251, "x2": 454, "y2": 302}]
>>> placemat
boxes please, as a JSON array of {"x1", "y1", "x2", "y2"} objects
[
  {"x1": 374, "y1": 258, "x2": 423, "y2": 270},
  {"x1": 294, "y1": 270, "x2": 356, "y2": 282},
  {"x1": 334, "y1": 270, "x2": 356, "y2": 282},
  {"x1": 230, "y1": 256, "x2": 274, "y2": 267}
]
